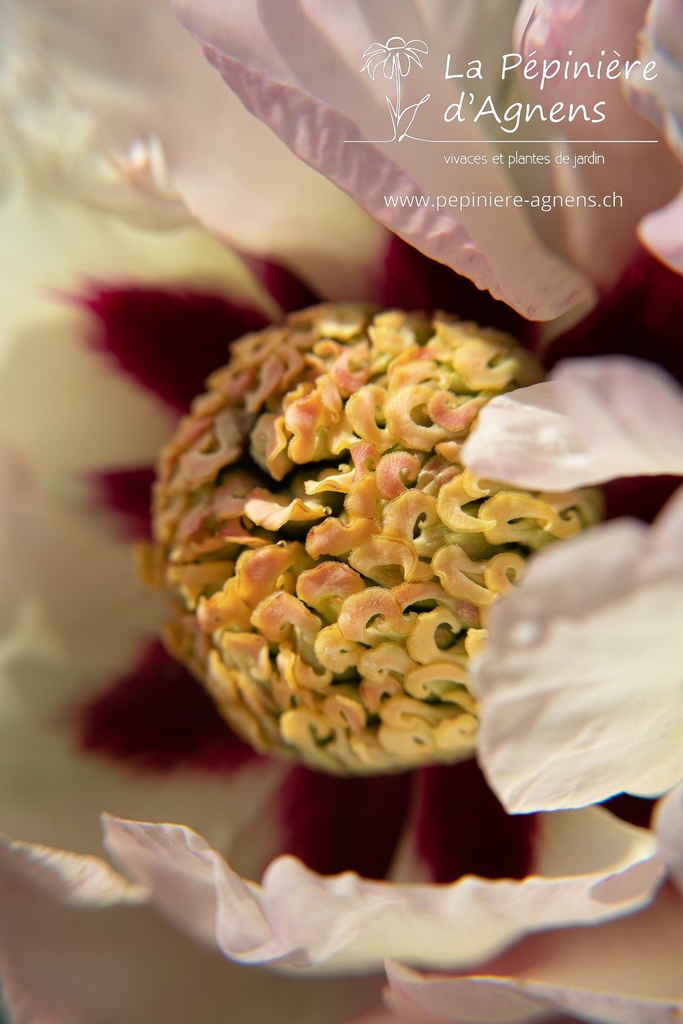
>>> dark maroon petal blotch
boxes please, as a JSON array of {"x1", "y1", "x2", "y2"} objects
[
  {"x1": 83, "y1": 286, "x2": 268, "y2": 411},
  {"x1": 76, "y1": 640, "x2": 259, "y2": 773}
]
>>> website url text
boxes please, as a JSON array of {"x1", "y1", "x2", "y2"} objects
[{"x1": 384, "y1": 192, "x2": 623, "y2": 212}]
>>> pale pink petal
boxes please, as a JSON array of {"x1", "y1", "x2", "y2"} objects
[
  {"x1": 0, "y1": 0, "x2": 384, "y2": 299},
  {"x1": 174, "y1": 0, "x2": 595, "y2": 320},
  {"x1": 102, "y1": 815, "x2": 270, "y2": 951},
  {"x1": 101, "y1": 807, "x2": 662, "y2": 974},
  {"x1": 654, "y1": 782, "x2": 683, "y2": 895},
  {"x1": 461, "y1": 356, "x2": 683, "y2": 490},
  {"x1": 0, "y1": 837, "x2": 382, "y2": 1024},
  {"x1": 518, "y1": 0, "x2": 681, "y2": 290},
  {"x1": 473, "y1": 487, "x2": 683, "y2": 813},
  {"x1": 627, "y1": 0, "x2": 683, "y2": 164},
  {"x1": 512, "y1": 0, "x2": 540, "y2": 49},
  {"x1": 639, "y1": 188, "x2": 683, "y2": 274},
  {"x1": 385, "y1": 964, "x2": 553, "y2": 1023},
  {"x1": 346, "y1": 1009, "x2": 427, "y2": 1024},
  {"x1": 624, "y1": 0, "x2": 683, "y2": 276},
  {"x1": 0, "y1": 835, "x2": 146, "y2": 907},
  {"x1": 384, "y1": 882, "x2": 683, "y2": 1024}
]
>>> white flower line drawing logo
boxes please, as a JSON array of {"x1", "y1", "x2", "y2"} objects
[{"x1": 361, "y1": 36, "x2": 431, "y2": 142}]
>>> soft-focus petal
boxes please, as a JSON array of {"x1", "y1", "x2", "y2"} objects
[
  {"x1": 0, "y1": 436, "x2": 299, "y2": 872},
  {"x1": 346, "y1": 1010, "x2": 420, "y2": 1024},
  {"x1": 0, "y1": 128, "x2": 303, "y2": 870},
  {"x1": 0, "y1": 379, "x2": 294, "y2": 868},
  {"x1": 100, "y1": 806, "x2": 662, "y2": 974},
  {"x1": 472, "y1": 487, "x2": 683, "y2": 812},
  {"x1": 518, "y1": 0, "x2": 681, "y2": 288},
  {"x1": 0, "y1": 0, "x2": 384, "y2": 298},
  {"x1": 383, "y1": 881, "x2": 683, "y2": 1024},
  {"x1": 0, "y1": 120, "x2": 278, "y2": 493},
  {"x1": 629, "y1": 0, "x2": 683, "y2": 273},
  {"x1": 654, "y1": 782, "x2": 683, "y2": 895},
  {"x1": 385, "y1": 964, "x2": 555, "y2": 1023},
  {"x1": 461, "y1": 356, "x2": 683, "y2": 490},
  {"x1": 639, "y1": 188, "x2": 683, "y2": 274},
  {"x1": 0, "y1": 836, "x2": 382, "y2": 1024},
  {"x1": 174, "y1": 0, "x2": 595, "y2": 320},
  {"x1": 628, "y1": 0, "x2": 683, "y2": 164},
  {"x1": 0, "y1": 440, "x2": 158, "y2": 686},
  {"x1": 0, "y1": 835, "x2": 146, "y2": 907},
  {"x1": 379, "y1": 784, "x2": 683, "y2": 1021}
]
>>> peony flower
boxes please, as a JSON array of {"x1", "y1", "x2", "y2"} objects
[
  {"x1": 1, "y1": 183, "x2": 682, "y2": 1022},
  {"x1": 2, "y1": 1, "x2": 683, "y2": 1022}
]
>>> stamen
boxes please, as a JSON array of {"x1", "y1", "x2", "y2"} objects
[{"x1": 148, "y1": 305, "x2": 602, "y2": 774}]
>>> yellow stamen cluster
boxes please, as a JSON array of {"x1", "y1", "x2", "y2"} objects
[{"x1": 149, "y1": 305, "x2": 601, "y2": 774}]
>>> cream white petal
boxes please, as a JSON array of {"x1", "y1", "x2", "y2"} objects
[
  {"x1": 0, "y1": 436, "x2": 294, "y2": 871},
  {"x1": 0, "y1": 0, "x2": 384, "y2": 299},
  {"x1": 473, "y1": 487, "x2": 683, "y2": 813},
  {"x1": 0, "y1": 97, "x2": 302, "y2": 891},
  {"x1": 0, "y1": 115, "x2": 280, "y2": 490},
  {"x1": 461, "y1": 356, "x2": 683, "y2": 490},
  {"x1": 0, "y1": 440, "x2": 157, "y2": 682},
  {"x1": 100, "y1": 806, "x2": 662, "y2": 975}
]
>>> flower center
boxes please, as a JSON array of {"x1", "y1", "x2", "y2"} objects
[{"x1": 147, "y1": 305, "x2": 601, "y2": 775}]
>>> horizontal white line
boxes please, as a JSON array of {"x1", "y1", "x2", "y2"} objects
[{"x1": 344, "y1": 139, "x2": 659, "y2": 144}]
